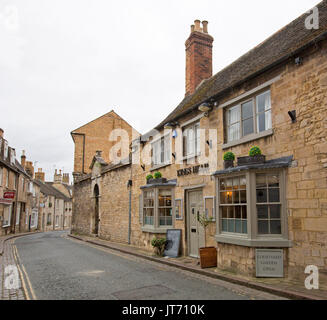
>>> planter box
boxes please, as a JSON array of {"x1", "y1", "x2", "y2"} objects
[
  {"x1": 147, "y1": 178, "x2": 167, "y2": 185},
  {"x1": 224, "y1": 160, "x2": 234, "y2": 169},
  {"x1": 237, "y1": 155, "x2": 266, "y2": 166},
  {"x1": 199, "y1": 247, "x2": 217, "y2": 269}
]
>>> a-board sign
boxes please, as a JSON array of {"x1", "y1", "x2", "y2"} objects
[
  {"x1": 256, "y1": 249, "x2": 284, "y2": 278},
  {"x1": 164, "y1": 229, "x2": 182, "y2": 258}
]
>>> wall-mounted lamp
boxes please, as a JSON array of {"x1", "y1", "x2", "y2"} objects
[
  {"x1": 295, "y1": 57, "x2": 303, "y2": 66},
  {"x1": 140, "y1": 164, "x2": 145, "y2": 171},
  {"x1": 288, "y1": 110, "x2": 296, "y2": 123},
  {"x1": 164, "y1": 121, "x2": 179, "y2": 129},
  {"x1": 198, "y1": 102, "x2": 213, "y2": 117}
]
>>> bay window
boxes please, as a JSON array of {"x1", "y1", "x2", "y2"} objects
[
  {"x1": 141, "y1": 186, "x2": 175, "y2": 232},
  {"x1": 226, "y1": 90, "x2": 271, "y2": 143},
  {"x1": 215, "y1": 166, "x2": 290, "y2": 247}
]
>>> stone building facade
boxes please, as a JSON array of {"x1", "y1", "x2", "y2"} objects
[{"x1": 72, "y1": 2, "x2": 327, "y2": 281}]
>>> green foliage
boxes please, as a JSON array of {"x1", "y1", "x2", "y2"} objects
[
  {"x1": 223, "y1": 152, "x2": 235, "y2": 161},
  {"x1": 146, "y1": 174, "x2": 153, "y2": 181},
  {"x1": 151, "y1": 236, "x2": 167, "y2": 256},
  {"x1": 197, "y1": 213, "x2": 214, "y2": 229},
  {"x1": 154, "y1": 171, "x2": 162, "y2": 179},
  {"x1": 249, "y1": 146, "x2": 262, "y2": 157}
]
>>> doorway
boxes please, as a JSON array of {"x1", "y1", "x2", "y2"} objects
[
  {"x1": 186, "y1": 189, "x2": 204, "y2": 258},
  {"x1": 93, "y1": 184, "x2": 100, "y2": 235}
]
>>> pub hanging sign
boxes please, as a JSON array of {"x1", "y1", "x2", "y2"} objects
[
  {"x1": 4, "y1": 191, "x2": 16, "y2": 199},
  {"x1": 177, "y1": 163, "x2": 209, "y2": 177}
]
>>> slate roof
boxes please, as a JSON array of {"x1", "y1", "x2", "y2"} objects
[
  {"x1": 34, "y1": 180, "x2": 71, "y2": 201},
  {"x1": 155, "y1": 0, "x2": 327, "y2": 131}
]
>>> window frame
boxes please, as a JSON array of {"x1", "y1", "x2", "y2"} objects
[
  {"x1": 2, "y1": 204, "x2": 12, "y2": 228},
  {"x1": 141, "y1": 187, "x2": 175, "y2": 233},
  {"x1": 204, "y1": 196, "x2": 216, "y2": 222},
  {"x1": 151, "y1": 133, "x2": 171, "y2": 168},
  {"x1": 224, "y1": 89, "x2": 272, "y2": 144},
  {"x1": 182, "y1": 121, "x2": 201, "y2": 159},
  {"x1": 215, "y1": 169, "x2": 290, "y2": 247},
  {"x1": 175, "y1": 198, "x2": 183, "y2": 220},
  {"x1": 0, "y1": 167, "x2": 3, "y2": 186}
]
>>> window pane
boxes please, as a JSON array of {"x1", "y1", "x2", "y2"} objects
[
  {"x1": 257, "y1": 205, "x2": 268, "y2": 219},
  {"x1": 270, "y1": 204, "x2": 281, "y2": 219},
  {"x1": 222, "y1": 219, "x2": 227, "y2": 232},
  {"x1": 257, "y1": 91, "x2": 271, "y2": 113},
  {"x1": 268, "y1": 188, "x2": 280, "y2": 202},
  {"x1": 226, "y1": 179, "x2": 233, "y2": 191},
  {"x1": 242, "y1": 118, "x2": 254, "y2": 136},
  {"x1": 241, "y1": 101, "x2": 253, "y2": 119},
  {"x1": 257, "y1": 113, "x2": 266, "y2": 132},
  {"x1": 235, "y1": 219, "x2": 242, "y2": 233},
  {"x1": 235, "y1": 206, "x2": 242, "y2": 219},
  {"x1": 233, "y1": 191, "x2": 240, "y2": 203},
  {"x1": 256, "y1": 189, "x2": 267, "y2": 203},
  {"x1": 268, "y1": 174, "x2": 279, "y2": 187},
  {"x1": 220, "y1": 192, "x2": 227, "y2": 204},
  {"x1": 242, "y1": 221, "x2": 247, "y2": 234},
  {"x1": 270, "y1": 220, "x2": 281, "y2": 234},
  {"x1": 228, "y1": 123, "x2": 240, "y2": 142},
  {"x1": 258, "y1": 220, "x2": 269, "y2": 234},
  {"x1": 240, "y1": 177, "x2": 246, "y2": 189},
  {"x1": 222, "y1": 207, "x2": 228, "y2": 218},
  {"x1": 228, "y1": 105, "x2": 240, "y2": 124},
  {"x1": 240, "y1": 190, "x2": 247, "y2": 203},
  {"x1": 227, "y1": 207, "x2": 234, "y2": 218},
  {"x1": 228, "y1": 220, "x2": 235, "y2": 233},
  {"x1": 256, "y1": 174, "x2": 266, "y2": 188},
  {"x1": 242, "y1": 206, "x2": 247, "y2": 219},
  {"x1": 220, "y1": 179, "x2": 226, "y2": 190},
  {"x1": 233, "y1": 177, "x2": 239, "y2": 189}
]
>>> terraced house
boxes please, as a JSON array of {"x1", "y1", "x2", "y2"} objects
[{"x1": 72, "y1": 1, "x2": 327, "y2": 282}]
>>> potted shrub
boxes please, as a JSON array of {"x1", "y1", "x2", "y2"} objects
[
  {"x1": 198, "y1": 213, "x2": 217, "y2": 269},
  {"x1": 237, "y1": 146, "x2": 266, "y2": 166},
  {"x1": 151, "y1": 236, "x2": 167, "y2": 256},
  {"x1": 223, "y1": 152, "x2": 235, "y2": 169},
  {"x1": 147, "y1": 171, "x2": 167, "y2": 184},
  {"x1": 146, "y1": 174, "x2": 153, "y2": 183}
]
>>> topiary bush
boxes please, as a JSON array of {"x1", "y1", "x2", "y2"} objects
[
  {"x1": 146, "y1": 174, "x2": 153, "y2": 181},
  {"x1": 249, "y1": 146, "x2": 262, "y2": 157},
  {"x1": 223, "y1": 152, "x2": 235, "y2": 161},
  {"x1": 154, "y1": 171, "x2": 162, "y2": 179}
]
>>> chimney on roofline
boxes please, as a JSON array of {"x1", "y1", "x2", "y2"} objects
[
  {"x1": 185, "y1": 20, "x2": 214, "y2": 96},
  {"x1": 0, "y1": 128, "x2": 3, "y2": 138},
  {"x1": 21, "y1": 150, "x2": 26, "y2": 168},
  {"x1": 35, "y1": 168, "x2": 45, "y2": 182}
]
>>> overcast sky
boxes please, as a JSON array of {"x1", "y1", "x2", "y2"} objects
[{"x1": 1, "y1": 0, "x2": 320, "y2": 181}]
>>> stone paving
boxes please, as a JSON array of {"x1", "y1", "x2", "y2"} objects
[{"x1": 0, "y1": 238, "x2": 26, "y2": 300}]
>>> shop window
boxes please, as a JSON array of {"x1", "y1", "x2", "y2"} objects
[
  {"x1": 175, "y1": 199, "x2": 183, "y2": 220},
  {"x1": 216, "y1": 170, "x2": 288, "y2": 247},
  {"x1": 225, "y1": 90, "x2": 271, "y2": 143},
  {"x1": 141, "y1": 187, "x2": 175, "y2": 231}
]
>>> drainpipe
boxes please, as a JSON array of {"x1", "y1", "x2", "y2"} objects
[{"x1": 128, "y1": 154, "x2": 132, "y2": 244}]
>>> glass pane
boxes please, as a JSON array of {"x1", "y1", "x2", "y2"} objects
[
  {"x1": 256, "y1": 189, "x2": 267, "y2": 203},
  {"x1": 257, "y1": 113, "x2": 267, "y2": 132},
  {"x1": 235, "y1": 219, "x2": 242, "y2": 233},
  {"x1": 256, "y1": 174, "x2": 266, "y2": 188},
  {"x1": 242, "y1": 221, "x2": 247, "y2": 234},
  {"x1": 240, "y1": 190, "x2": 247, "y2": 203},
  {"x1": 257, "y1": 205, "x2": 268, "y2": 219},
  {"x1": 235, "y1": 206, "x2": 242, "y2": 219},
  {"x1": 256, "y1": 91, "x2": 271, "y2": 113},
  {"x1": 241, "y1": 101, "x2": 253, "y2": 119},
  {"x1": 222, "y1": 219, "x2": 227, "y2": 232},
  {"x1": 228, "y1": 220, "x2": 235, "y2": 233},
  {"x1": 240, "y1": 176, "x2": 246, "y2": 189},
  {"x1": 228, "y1": 105, "x2": 241, "y2": 124},
  {"x1": 268, "y1": 188, "x2": 280, "y2": 202},
  {"x1": 270, "y1": 220, "x2": 281, "y2": 234},
  {"x1": 242, "y1": 118, "x2": 254, "y2": 136},
  {"x1": 268, "y1": 174, "x2": 279, "y2": 187},
  {"x1": 258, "y1": 220, "x2": 269, "y2": 234},
  {"x1": 220, "y1": 179, "x2": 226, "y2": 190},
  {"x1": 270, "y1": 204, "x2": 281, "y2": 219},
  {"x1": 226, "y1": 191, "x2": 233, "y2": 204},
  {"x1": 228, "y1": 123, "x2": 240, "y2": 142},
  {"x1": 233, "y1": 177, "x2": 239, "y2": 189},
  {"x1": 227, "y1": 207, "x2": 234, "y2": 218},
  {"x1": 242, "y1": 206, "x2": 247, "y2": 219},
  {"x1": 222, "y1": 207, "x2": 228, "y2": 218},
  {"x1": 233, "y1": 191, "x2": 240, "y2": 204},
  {"x1": 226, "y1": 179, "x2": 233, "y2": 191},
  {"x1": 220, "y1": 192, "x2": 227, "y2": 204}
]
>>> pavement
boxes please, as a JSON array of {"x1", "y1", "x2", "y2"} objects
[
  {"x1": 10, "y1": 231, "x2": 285, "y2": 300},
  {"x1": 68, "y1": 232, "x2": 327, "y2": 300}
]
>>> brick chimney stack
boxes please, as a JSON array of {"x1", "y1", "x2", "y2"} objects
[
  {"x1": 21, "y1": 150, "x2": 26, "y2": 168},
  {"x1": 185, "y1": 20, "x2": 214, "y2": 96},
  {"x1": 62, "y1": 173, "x2": 70, "y2": 184},
  {"x1": 0, "y1": 128, "x2": 3, "y2": 138},
  {"x1": 35, "y1": 168, "x2": 45, "y2": 182}
]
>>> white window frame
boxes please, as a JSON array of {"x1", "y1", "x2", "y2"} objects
[
  {"x1": 225, "y1": 90, "x2": 272, "y2": 144},
  {"x1": 175, "y1": 198, "x2": 183, "y2": 220},
  {"x1": 182, "y1": 121, "x2": 201, "y2": 159},
  {"x1": 0, "y1": 167, "x2": 3, "y2": 186},
  {"x1": 151, "y1": 134, "x2": 171, "y2": 167},
  {"x1": 16, "y1": 202, "x2": 21, "y2": 225}
]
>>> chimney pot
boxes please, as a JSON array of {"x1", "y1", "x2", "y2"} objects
[
  {"x1": 194, "y1": 20, "x2": 201, "y2": 32},
  {"x1": 202, "y1": 21, "x2": 208, "y2": 33},
  {"x1": 190, "y1": 25, "x2": 195, "y2": 32}
]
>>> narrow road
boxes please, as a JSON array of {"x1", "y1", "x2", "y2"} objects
[{"x1": 14, "y1": 231, "x2": 284, "y2": 300}]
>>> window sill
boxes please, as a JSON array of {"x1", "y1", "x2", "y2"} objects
[
  {"x1": 215, "y1": 234, "x2": 292, "y2": 248},
  {"x1": 222, "y1": 129, "x2": 273, "y2": 150},
  {"x1": 150, "y1": 163, "x2": 171, "y2": 172},
  {"x1": 182, "y1": 153, "x2": 201, "y2": 161},
  {"x1": 141, "y1": 226, "x2": 174, "y2": 234},
  {"x1": 2, "y1": 224, "x2": 10, "y2": 228}
]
